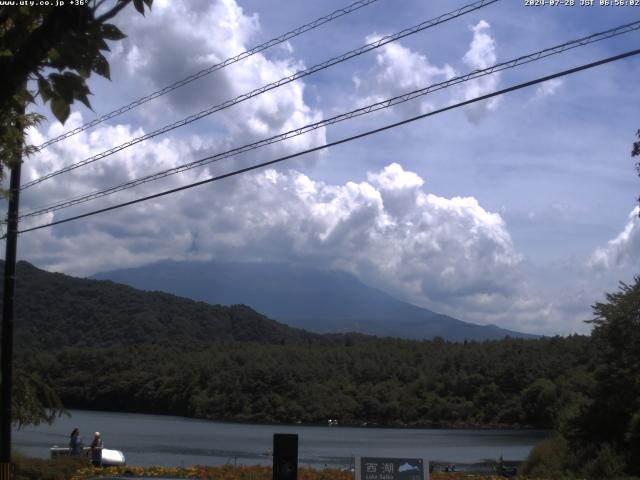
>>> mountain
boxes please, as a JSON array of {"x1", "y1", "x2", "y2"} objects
[
  {"x1": 92, "y1": 260, "x2": 538, "y2": 341},
  {"x1": 0, "y1": 260, "x2": 327, "y2": 349}
]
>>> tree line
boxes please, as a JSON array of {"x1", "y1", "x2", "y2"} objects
[{"x1": 19, "y1": 335, "x2": 590, "y2": 429}]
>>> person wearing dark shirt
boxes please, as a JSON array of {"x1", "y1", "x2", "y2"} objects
[
  {"x1": 90, "y1": 431, "x2": 103, "y2": 466},
  {"x1": 69, "y1": 428, "x2": 83, "y2": 455}
]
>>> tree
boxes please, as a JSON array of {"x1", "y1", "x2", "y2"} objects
[
  {"x1": 0, "y1": 0, "x2": 152, "y2": 183},
  {"x1": 0, "y1": 0, "x2": 152, "y2": 428},
  {"x1": 561, "y1": 278, "x2": 640, "y2": 477},
  {"x1": 12, "y1": 368, "x2": 66, "y2": 428},
  {"x1": 634, "y1": 129, "x2": 640, "y2": 214},
  {"x1": 586, "y1": 278, "x2": 640, "y2": 474}
]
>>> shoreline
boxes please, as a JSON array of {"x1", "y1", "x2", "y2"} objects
[{"x1": 61, "y1": 407, "x2": 551, "y2": 432}]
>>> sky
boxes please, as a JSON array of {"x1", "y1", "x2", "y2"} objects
[{"x1": 4, "y1": 0, "x2": 640, "y2": 335}]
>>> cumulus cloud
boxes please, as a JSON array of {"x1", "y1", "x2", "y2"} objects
[
  {"x1": 15, "y1": 151, "x2": 563, "y2": 333},
  {"x1": 351, "y1": 20, "x2": 499, "y2": 123},
  {"x1": 21, "y1": 112, "x2": 211, "y2": 212},
  {"x1": 352, "y1": 36, "x2": 455, "y2": 115},
  {"x1": 94, "y1": 0, "x2": 325, "y2": 170},
  {"x1": 8, "y1": 1, "x2": 628, "y2": 337},
  {"x1": 457, "y1": 20, "x2": 500, "y2": 123},
  {"x1": 13, "y1": 0, "x2": 333, "y2": 249},
  {"x1": 588, "y1": 207, "x2": 640, "y2": 271}
]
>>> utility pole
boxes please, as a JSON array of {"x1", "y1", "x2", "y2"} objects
[{"x1": 0, "y1": 110, "x2": 24, "y2": 480}]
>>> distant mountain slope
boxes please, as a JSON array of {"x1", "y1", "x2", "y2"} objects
[
  {"x1": 92, "y1": 260, "x2": 537, "y2": 341},
  {"x1": 0, "y1": 260, "x2": 325, "y2": 349}
]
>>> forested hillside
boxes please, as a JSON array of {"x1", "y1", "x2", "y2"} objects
[
  {"x1": 0, "y1": 261, "x2": 326, "y2": 348},
  {"x1": 19, "y1": 335, "x2": 591, "y2": 429},
  {"x1": 2, "y1": 259, "x2": 595, "y2": 430}
]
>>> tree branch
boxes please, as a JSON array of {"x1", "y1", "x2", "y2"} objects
[{"x1": 94, "y1": 0, "x2": 131, "y2": 24}]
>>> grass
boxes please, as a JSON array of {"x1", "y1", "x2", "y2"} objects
[{"x1": 12, "y1": 452, "x2": 87, "y2": 480}]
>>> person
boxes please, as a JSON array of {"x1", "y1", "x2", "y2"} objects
[
  {"x1": 90, "y1": 431, "x2": 103, "y2": 466},
  {"x1": 69, "y1": 428, "x2": 84, "y2": 455}
]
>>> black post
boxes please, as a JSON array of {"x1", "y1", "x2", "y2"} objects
[
  {"x1": 0, "y1": 147, "x2": 23, "y2": 480},
  {"x1": 273, "y1": 433, "x2": 298, "y2": 480}
]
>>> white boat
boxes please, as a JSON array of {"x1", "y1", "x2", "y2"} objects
[
  {"x1": 50, "y1": 446, "x2": 126, "y2": 466},
  {"x1": 100, "y1": 448, "x2": 126, "y2": 466}
]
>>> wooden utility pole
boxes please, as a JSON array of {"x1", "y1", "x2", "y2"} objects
[{"x1": 0, "y1": 113, "x2": 24, "y2": 480}]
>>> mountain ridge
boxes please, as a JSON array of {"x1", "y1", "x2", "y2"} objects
[
  {"x1": 0, "y1": 260, "x2": 333, "y2": 349},
  {"x1": 92, "y1": 259, "x2": 538, "y2": 341}
]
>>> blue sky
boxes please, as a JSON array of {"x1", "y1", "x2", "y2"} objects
[{"x1": 6, "y1": 0, "x2": 640, "y2": 335}]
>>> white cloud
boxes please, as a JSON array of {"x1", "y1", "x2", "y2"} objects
[
  {"x1": 13, "y1": 0, "x2": 333, "y2": 248},
  {"x1": 588, "y1": 207, "x2": 640, "y2": 271},
  {"x1": 351, "y1": 20, "x2": 500, "y2": 123},
  {"x1": 99, "y1": 0, "x2": 325, "y2": 168},
  {"x1": 523, "y1": 78, "x2": 564, "y2": 106},
  {"x1": 457, "y1": 20, "x2": 500, "y2": 123},
  {"x1": 352, "y1": 35, "x2": 455, "y2": 115},
  {"x1": 6, "y1": 0, "x2": 636, "y2": 339},
  {"x1": 20, "y1": 112, "x2": 222, "y2": 229},
  {"x1": 535, "y1": 79, "x2": 563, "y2": 98},
  {"x1": 15, "y1": 151, "x2": 563, "y2": 333},
  {"x1": 463, "y1": 20, "x2": 496, "y2": 70}
]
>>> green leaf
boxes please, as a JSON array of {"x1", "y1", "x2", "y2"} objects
[
  {"x1": 48, "y1": 48, "x2": 61, "y2": 63},
  {"x1": 93, "y1": 54, "x2": 110, "y2": 80},
  {"x1": 102, "y1": 23, "x2": 127, "y2": 41},
  {"x1": 51, "y1": 97, "x2": 71, "y2": 124},
  {"x1": 78, "y1": 66, "x2": 91, "y2": 79},
  {"x1": 97, "y1": 37, "x2": 111, "y2": 52},
  {"x1": 77, "y1": 92, "x2": 93, "y2": 110},
  {"x1": 51, "y1": 74, "x2": 74, "y2": 103},
  {"x1": 37, "y1": 79, "x2": 51, "y2": 102},
  {"x1": 133, "y1": 0, "x2": 145, "y2": 15},
  {"x1": 143, "y1": 0, "x2": 153, "y2": 8}
]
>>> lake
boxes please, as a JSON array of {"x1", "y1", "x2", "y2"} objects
[{"x1": 13, "y1": 410, "x2": 547, "y2": 469}]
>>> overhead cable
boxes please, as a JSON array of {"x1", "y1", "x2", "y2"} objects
[
  {"x1": 22, "y1": 0, "x2": 500, "y2": 190},
  {"x1": 34, "y1": 0, "x2": 382, "y2": 150},
  {"x1": 18, "y1": 19, "x2": 640, "y2": 220},
  {"x1": 10, "y1": 47, "x2": 640, "y2": 237}
]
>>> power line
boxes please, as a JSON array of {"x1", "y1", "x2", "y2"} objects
[
  {"x1": 22, "y1": 0, "x2": 499, "y2": 190},
  {"x1": 12, "y1": 48, "x2": 640, "y2": 238},
  {"x1": 34, "y1": 0, "x2": 381, "y2": 151},
  {"x1": 18, "y1": 19, "x2": 640, "y2": 220}
]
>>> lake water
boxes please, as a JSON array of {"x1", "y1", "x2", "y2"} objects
[{"x1": 13, "y1": 410, "x2": 547, "y2": 469}]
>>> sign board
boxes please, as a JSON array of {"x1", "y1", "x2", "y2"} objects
[{"x1": 355, "y1": 456, "x2": 429, "y2": 480}]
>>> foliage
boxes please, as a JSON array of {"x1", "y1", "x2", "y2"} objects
[
  {"x1": 0, "y1": 262, "x2": 600, "y2": 430},
  {"x1": 0, "y1": 259, "x2": 601, "y2": 430},
  {"x1": 580, "y1": 443, "x2": 626, "y2": 479},
  {"x1": 520, "y1": 436, "x2": 573, "y2": 479},
  {"x1": 634, "y1": 129, "x2": 640, "y2": 168},
  {"x1": 12, "y1": 452, "x2": 86, "y2": 480},
  {"x1": 69, "y1": 464, "x2": 545, "y2": 480},
  {"x1": 523, "y1": 277, "x2": 640, "y2": 478},
  {"x1": 19, "y1": 335, "x2": 591, "y2": 428},
  {"x1": 0, "y1": 261, "x2": 331, "y2": 349},
  {"x1": 11, "y1": 367, "x2": 66, "y2": 428},
  {"x1": 634, "y1": 129, "x2": 640, "y2": 212},
  {"x1": 0, "y1": 0, "x2": 151, "y2": 426},
  {"x1": 13, "y1": 454, "x2": 640, "y2": 480},
  {"x1": 566, "y1": 277, "x2": 640, "y2": 476},
  {"x1": 0, "y1": 105, "x2": 43, "y2": 188},
  {"x1": 71, "y1": 464, "x2": 353, "y2": 480},
  {"x1": 0, "y1": 0, "x2": 152, "y2": 183}
]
